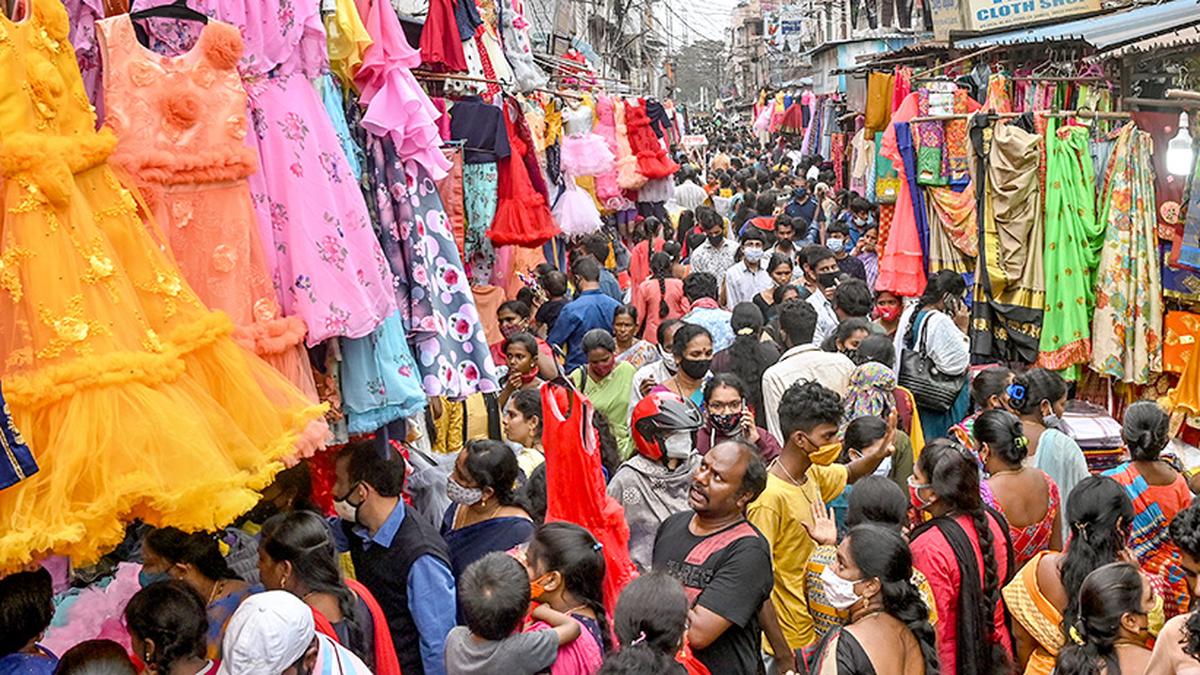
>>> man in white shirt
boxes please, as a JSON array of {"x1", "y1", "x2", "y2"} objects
[
  {"x1": 761, "y1": 299, "x2": 854, "y2": 441},
  {"x1": 672, "y1": 169, "x2": 709, "y2": 212},
  {"x1": 688, "y1": 206, "x2": 738, "y2": 289},
  {"x1": 720, "y1": 228, "x2": 771, "y2": 309},
  {"x1": 799, "y1": 245, "x2": 841, "y2": 346}
]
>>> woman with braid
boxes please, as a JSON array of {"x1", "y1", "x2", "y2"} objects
[
  {"x1": 909, "y1": 439, "x2": 1014, "y2": 674},
  {"x1": 124, "y1": 580, "x2": 216, "y2": 675},
  {"x1": 632, "y1": 251, "x2": 687, "y2": 346},
  {"x1": 804, "y1": 525, "x2": 940, "y2": 674}
]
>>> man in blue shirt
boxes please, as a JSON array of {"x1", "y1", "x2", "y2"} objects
[
  {"x1": 335, "y1": 443, "x2": 456, "y2": 675},
  {"x1": 784, "y1": 182, "x2": 824, "y2": 246},
  {"x1": 547, "y1": 256, "x2": 621, "y2": 371},
  {"x1": 582, "y1": 235, "x2": 624, "y2": 301}
]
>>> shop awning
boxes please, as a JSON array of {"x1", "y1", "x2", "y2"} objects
[{"x1": 954, "y1": 0, "x2": 1200, "y2": 50}]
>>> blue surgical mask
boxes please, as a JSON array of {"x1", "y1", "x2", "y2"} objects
[
  {"x1": 827, "y1": 238, "x2": 845, "y2": 254},
  {"x1": 139, "y1": 569, "x2": 171, "y2": 588}
]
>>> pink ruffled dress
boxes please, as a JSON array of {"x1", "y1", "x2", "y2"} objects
[
  {"x1": 592, "y1": 96, "x2": 630, "y2": 209},
  {"x1": 612, "y1": 97, "x2": 647, "y2": 190},
  {"x1": 560, "y1": 102, "x2": 615, "y2": 177}
]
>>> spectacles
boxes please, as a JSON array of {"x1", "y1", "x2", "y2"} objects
[{"x1": 906, "y1": 475, "x2": 931, "y2": 490}]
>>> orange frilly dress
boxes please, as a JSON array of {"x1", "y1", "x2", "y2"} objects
[{"x1": 0, "y1": 0, "x2": 327, "y2": 573}]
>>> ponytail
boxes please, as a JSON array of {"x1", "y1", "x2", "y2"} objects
[
  {"x1": 650, "y1": 252, "x2": 673, "y2": 319},
  {"x1": 530, "y1": 523, "x2": 612, "y2": 652},
  {"x1": 1056, "y1": 563, "x2": 1144, "y2": 675}
]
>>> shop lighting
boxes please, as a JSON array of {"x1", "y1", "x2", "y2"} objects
[{"x1": 1167, "y1": 112, "x2": 1194, "y2": 176}]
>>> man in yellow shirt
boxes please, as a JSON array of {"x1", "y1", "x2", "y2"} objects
[{"x1": 748, "y1": 380, "x2": 894, "y2": 670}]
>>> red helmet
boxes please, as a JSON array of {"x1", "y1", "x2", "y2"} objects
[{"x1": 631, "y1": 391, "x2": 703, "y2": 460}]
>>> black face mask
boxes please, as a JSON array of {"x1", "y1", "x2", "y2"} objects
[
  {"x1": 818, "y1": 271, "x2": 840, "y2": 288},
  {"x1": 680, "y1": 357, "x2": 712, "y2": 380},
  {"x1": 707, "y1": 234, "x2": 724, "y2": 247}
]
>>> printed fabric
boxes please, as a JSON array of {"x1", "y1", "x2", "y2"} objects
[
  {"x1": 0, "y1": 0, "x2": 326, "y2": 573},
  {"x1": 1091, "y1": 123, "x2": 1163, "y2": 384},
  {"x1": 997, "y1": 472, "x2": 1059, "y2": 569},
  {"x1": 0, "y1": 388, "x2": 38, "y2": 491},
  {"x1": 1001, "y1": 550, "x2": 1063, "y2": 675},
  {"x1": 1038, "y1": 121, "x2": 1105, "y2": 376}
]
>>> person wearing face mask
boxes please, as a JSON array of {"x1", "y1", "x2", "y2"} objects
[
  {"x1": 803, "y1": 525, "x2": 939, "y2": 675},
  {"x1": 608, "y1": 390, "x2": 704, "y2": 571},
  {"x1": 650, "y1": 323, "x2": 714, "y2": 410},
  {"x1": 871, "y1": 290, "x2": 904, "y2": 337},
  {"x1": 697, "y1": 374, "x2": 782, "y2": 462},
  {"x1": 800, "y1": 246, "x2": 842, "y2": 346},
  {"x1": 824, "y1": 222, "x2": 866, "y2": 282},
  {"x1": 853, "y1": 226, "x2": 880, "y2": 290},
  {"x1": 631, "y1": 319, "x2": 684, "y2": 403},
  {"x1": 680, "y1": 272, "x2": 734, "y2": 352},
  {"x1": 908, "y1": 439, "x2": 1013, "y2": 675},
  {"x1": 720, "y1": 227, "x2": 774, "y2": 310},
  {"x1": 441, "y1": 439, "x2": 535, "y2": 584},
  {"x1": 687, "y1": 206, "x2": 738, "y2": 290},
  {"x1": 754, "y1": 253, "x2": 797, "y2": 324},
  {"x1": 632, "y1": 252, "x2": 687, "y2": 349},
  {"x1": 784, "y1": 182, "x2": 824, "y2": 246},
  {"x1": 1008, "y1": 368, "x2": 1089, "y2": 536},
  {"x1": 333, "y1": 442, "x2": 455, "y2": 675},
  {"x1": 902, "y1": 270, "x2": 971, "y2": 443},
  {"x1": 570, "y1": 329, "x2": 637, "y2": 458},
  {"x1": 748, "y1": 381, "x2": 894, "y2": 664},
  {"x1": 1055, "y1": 563, "x2": 1155, "y2": 675},
  {"x1": 490, "y1": 300, "x2": 558, "y2": 371},
  {"x1": 217, "y1": 591, "x2": 371, "y2": 675}
]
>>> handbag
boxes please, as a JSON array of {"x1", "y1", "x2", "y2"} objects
[{"x1": 898, "y1": 312, "x2": 966, "y2": 412}]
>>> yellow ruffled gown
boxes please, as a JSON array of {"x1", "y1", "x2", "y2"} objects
[{"x1": 0, "y1": 0, "x2": 327, "y2": 573}]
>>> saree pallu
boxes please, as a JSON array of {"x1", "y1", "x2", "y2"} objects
[
  {"x1": 926, "y1": 184, "x2": 977, "y2": 274},
  {"x1": 0, "y1": 388, "x2": 38, "y2": 490},
  {"x1": 831, "y1": 132, "x2": 847, "y2": 190},
  {"x1": 1001, "y1": 551, "x2": 1063, "y2": 675},
  {"x1": 972, "y1": 120, "x2": 1045, "y2": 364},
  {"x1": 896, "y1": 123, "x2": 930, "y2": 275},
  {"x1": 1038, "y1": 121, "x2": 1104, "y2": 376},
  {"x1": 1091, "y1": 124, "x2": 1163, "y2": 384}
]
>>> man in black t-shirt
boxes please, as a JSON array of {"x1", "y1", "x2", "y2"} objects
[{"x1": 652, "y1": 440, "x2": 773, "y2": 675}]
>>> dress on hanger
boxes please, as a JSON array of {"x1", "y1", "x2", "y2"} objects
[
  {"x1": 623, "y1": 99, "x2": 678, "y2": 181},
  {"x1": 592, "y1": 96, "x2": 630, "y2": 210},
  {"x1": 0, "y1": 0, "x2": 326, "y2": 573},
  {"x1": 491, "y1": 100, "x2": 559, "y2": 247},
  {"x1": 97, "y1": 16, "x2": 316, "y2": 397},
  {"x1": 560, "y1": 100, "x2": 615, "y2": 177},
  {"x1": 498, "y1": 0, "x2": 546, "y2": 92},
  {"x1": 419, "y1": 0, "x2": 467, "y2": 72},
  {"x1": 612, "y1": 98, "x2": 647, "y2": 190}
]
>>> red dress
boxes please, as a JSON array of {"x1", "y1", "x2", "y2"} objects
[
  {"x1": 624, "y1": 100, "x2": 678, "y2": 181},
  {"x1": 490, "y1": 101, "x2": 559, "y2": 247},
  {"x1": 780, "y1": 102, "x2": 805, "y2": 135},
  {"x1": 541, "y1": 382, "x2": 638, "y2": 614},
  {"x1": 419, "y1": 0, "x2": 468, "y2": 72}
]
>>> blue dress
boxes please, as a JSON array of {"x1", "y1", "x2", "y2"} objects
[
  {"x1": 0, "y1": 387, "x2": 37, "y2": 491},
  {"x1": 0, "y1": 647, "x2": 57, "y2": 675},
  {"x1": 340, "y1": 312, "x2": 428, "y2": 435}
]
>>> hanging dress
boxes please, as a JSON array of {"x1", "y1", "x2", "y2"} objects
[
  {"x1": 612, "y1": 98, "x2": 647, "y2": 190},
  {"x1": 875, "y1": 94, "x2": 926, "y2": 297},
  {"x1": 419, "y1": 0, "x2": 468, "y2": 72},
  {"x1": 0, "y1": 387, "x2": 38, "y2": 491},
  {"x1": 490, "y1": 99, "x2": 559, "y2": 248},
  {"x1": 498, "y1": 0, "x2": 547, "y2": 92},
  {"x1": 593, "y1": 96, "x2": 630, "y2": 210},
  {"x1": 560, "y1": 101, "x2": 615, "y2": 178},
  {"x1": 624, "y1": 99, "x2": 678, "y2": 181},
  {"x1": 97, "y1": 16, "x2": 316, "y2": 397},
  {"x1": 0, "y1": 0, "x2": 326, "y2": 573}
]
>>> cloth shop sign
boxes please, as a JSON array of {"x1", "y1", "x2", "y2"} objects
[{"x1": 962, "y1": 0, "x2": 1099, "y2": 31}]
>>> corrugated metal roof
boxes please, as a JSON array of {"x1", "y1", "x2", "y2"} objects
[
  {"x1": 955, "y1": 0, "x2": 1200, "y2": 49},
  {"x1": 1098, "y1": 24, "x2": 1200, "y2": 57}
]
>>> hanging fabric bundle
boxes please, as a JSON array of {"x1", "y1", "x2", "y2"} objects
[{"x1": 1090, "y1": 123, "x2": 1163, "y2": 383}]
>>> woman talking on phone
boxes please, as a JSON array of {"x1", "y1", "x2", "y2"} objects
[{"x1": 695, "y1": 373, "x2": 782, "y2": 461}]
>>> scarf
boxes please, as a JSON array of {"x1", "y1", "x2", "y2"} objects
[{"x1": 842, "y1": 362, "x2": 897, "y2": 423}]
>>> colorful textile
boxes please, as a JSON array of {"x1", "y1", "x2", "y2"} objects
[
  {"x1": 997, "y1": 472, "x2": 1059, "y2": 569},
  {"x1": 1038, "y1": 121, "x2": 1105, "y2": 376},
  {"x1": 927, "y1": 184, "x2": 978, "y2": 272},
  {"x1": 915, "y1": 90, "x2": 946, "y2": 187},
  {"x1": 0, "y1": 388, "x2": 37, "y2": 491},
  {"x1": 841, "y1": 362, "x2": 897, "y2": 423},
  {"x1": 570, "y1": 362, "x2": 637, "y2": 459},
  {"x1": 1001, "y1": 550, "x2": 1063, "y2": 675},
  {"x1": 984, "y1": 73, "x2": 1013, "y2": 114},
  {"x1": 340, "y1": 313, "x2": 428, "y2": 435},
  {"x1": 1103, "y1": 462, "x2": 1195, "y2": 617},
  {"x1": 946, "y1": 90, "x2": 972, "y2": 186},
  {"x1": 830, "y1": 132, "x2": 847, "y2": 190},
  {"x1": 1091, "y1": 123, "x2": 1163, "y2": 384},
  {"x1": 972, "y1": 121, "x2": 1045, "y2": 364},
  {"x1": 1180, "y1": 130, "x2": 1200, "y2": 270},
  {"x1": 896, "y1": 123, "x2": 930, "y2": 276},
  {"x1": 463, "y1": 162, "x2": 499, "y2": 265},
  {"x1": 864, "y1": 71, "x2": 894, "y2": 134},
  {"x1": 1163, "y1": 311, "x2": 1200, "y2": 374}
]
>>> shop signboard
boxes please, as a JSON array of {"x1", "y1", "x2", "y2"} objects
[{"x1": 962, "y1": 0, "x2": 1100, "y2": 32}]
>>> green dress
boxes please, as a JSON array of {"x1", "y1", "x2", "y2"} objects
[
  {"x1": 1037, "y1": 120, "x2": 1106, "y2": 379},
  {"x1": 571, "y1": 362, "x2": 636, "y2": 459}
]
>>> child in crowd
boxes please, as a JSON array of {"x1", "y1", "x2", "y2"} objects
[
  {"x1": 0, "y1": 567, "x2": 58, "y2": 674},
  {"x1": 445, "y1": 552, "x2": 581, "y2": 675},
  {"x1": 525, "y1": 523, "x2": 610, "y2": 674},
  {"x1": 599, "y1": 572, "x2": 692, "y2": 675}
]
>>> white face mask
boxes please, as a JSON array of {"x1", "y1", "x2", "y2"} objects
[
  {"x1": 658, "y1": 345, "x2": 678, "y2": 374},
  {"x1": 446, "y1": 476, "x2": 484, "y2": 506},
  {"x1": 743, "y1": 247, "x2": 765, "y2": 264},
  {"x1": 663, "y1": 431, "x2": 694, "y2": 460},
  {"x1": 820, "y1": 566, "x2": 863, "y2": 610}
]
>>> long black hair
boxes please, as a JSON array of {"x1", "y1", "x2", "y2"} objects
[
  {"x1": 650, "y1": 252, "x2": 674, "y2": 319},
  {"x1": 846, "y1": 525, "x2": 939, "y2": 675},
  {"x1": 1169, "y1": 502, "x2": 1200, "y2": 660},
  {"x1": 602, "y1": 572, "x2": 689, "y2": 675},
  {"x1": 1009, "y1": 368, "x2": 1067, "y2": 418},
  {"x1": 723, "y1": 303, "x2": 773, "y2": 418},
  {"x1": 123, "y1": 580, "x2": 208, "y2": 672},
  {"x1": 259, "y1": 511, "x2": 361, "y2": 651},
  {"x1": 917, "y1": 269, "x2": 966, "y2": 310},
  {"x1": 1055, "y1": 563, "x2": 1146, "y2": 675},
  {"x1": 974, "y1": 409, "x2": 1028, "y2": 468},
  {"x1": 1121, "y1": 400, "x2": 1170, "y2": 462},
  {"x1": 143, "y1": 527, "x2": 241, "y2": 582},
  {"x1": 528, "y1": 523, "x2": 612, "y2": 652},
  {"x1": 914, "y1": 439, "x2": 1009, "y2": 673},
  {"x1": 1060, "y1": 476, "x2": 1135, "y2": 637}
]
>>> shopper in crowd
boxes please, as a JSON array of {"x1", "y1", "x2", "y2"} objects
[
  {"x1": 951, "y1": 365, "x2": 1015, "y2": 448},
  {"x1": 824, "y1": 221, "x2": 866, "y2": 281},
  {"x1": 123, "y1": 580, "x2": 216, "y2": 675},
  {"x1": 570, "y1": 329, "x2": 637, "y2": 458},
  {"x1": 804, "y1": 525, "x2": 939, "y2": 675},
  {"x1": 334, "y1": 442, "x2": 456, "y2": 675},
  {"x1": 259, "y1": 510, "x2": 401, "y2": 672},
  {"x1": 599, "y1": 573, "x2": 691, "y2": 675},
  {"x1": 754, "y1": 252, "x2": 796, "y2": 323},
  {"x1": 784, "y1": 183, "x2": 824, "y2": 245},
  {"x1": 909, "y1": 439, "x2": 1013, "y2": 674},
  {"x1": 871, "y1": 290, "x2": 905, "y2": 337},
  {"x1": 628, "y1": 216, "x2": 669, "y2": 284},
  {"x1": 687, "y1": 207, "x2": 738, "y2": 290},
  {"x1": 903, "y1": 270, "x2": 971, "y2": 442},
  {"x1": 650, "y1": 323, "x2": 714, "y2": 409},
  {"x1": 631, "y1": 319, "x2": 683, "y2": 402},
  {"x1": 976, "y1": 409, "x2": 1062, "y2": 568},
  {"x1": 673, "y1": 168, "x2": 709, "y2": 212},
  {"x1": 0, "y1": 567, "x2": 58, "y2": 674},
  {"x1": 853, "y1": 225, "x2": 880, "y2": 290},
  {"x1": 800, "y1": 246, "x2": 841, "y2": 345},
  {"x1": 820, "y1": 317, "x2": 871, "y2": 359},
  {"x1": 502, "y1": 388, "x2": 547, "y2": 481},
  {"x1": 843, "y1": 335, "x2": 924, "y2": 457},
  {"x1": 492, "y1": 301, "x2": 557, "y2": 371},
  {"x1": 442, "y1": 439, "x2": 535, "y2": 581},
  {"x1": 548, "y1": 257, "x2": 622, "y2": 372},
  {"x1": 761, "y1": 300, "x2": 854, "y2": 441},
  {"x1": 524, "y1": 523, "x2": 611, "y2": 673},
  {"x1": 833, "y1": 278, "x2": 873, "y2": 324},
  {"x1": 1103, "y1": 400, "x2": 1196, "y2": 617},
  {"x1": 53, "y1": 641, "x2": 136, "y2": 675},
  {"x1": 1148, "y1": 501, "x2": 1200, "y2": 672},
  {"x1": 721, "y1": 227, "x2": 773, "y2": 310},
  {"x1": 680, "y1": 272, "x2": 734, "y2": 352},
  {"x1": 1002, "y1": 476, "x2": 1136, "y2": 675},
  {"x1": 609, "y1": 391, "x2": 703, "y2": 572},
  {"x1": 1055, "y1": 563, "x2": 1154, "y2": 675},
  {"x1": 141, "y1": 527, "x2": 258, "y2": 661},
  {"x1": 612, "y1": 305, "x2": 658, "y2": 370},
  {"x1": 651, "y1": 440, "x2": 774, "y2": 674},
  {"x1": 581, "y1": 235, "x2": 624, "y2": 302},
  {"x1": 217, "y1": 591, "x2": 370, "y2": 675},
  {"x1": 632, "y1": 252, "x2": 686, "y2": 347},
  {"x1": 696, "y1": 373, "x2": 782, "y2": 461},
  {"x1": 1010, "y1": 368, "x2": 1090, "y2": 534},
  {"x1": 710, "y1": 303, "x2": 780, "y2": 427},
  {"x1": 536, "y1": 270, "x2": 571, "y2": 337}
]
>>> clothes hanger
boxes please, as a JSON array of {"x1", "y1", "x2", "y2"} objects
[{"x1": 129, "y1": 0, "x2": 208, "y2": 48}]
